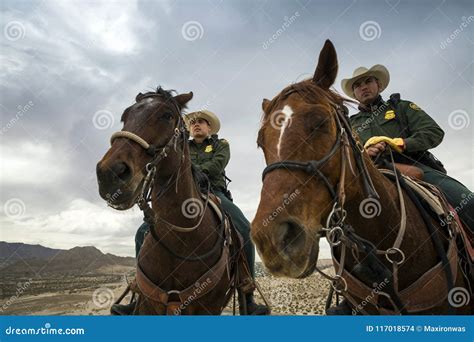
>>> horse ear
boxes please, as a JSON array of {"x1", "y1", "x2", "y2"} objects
[
  {"x1": 135, "y1": 92, "x2": 144, "y2": 102},
  {"x1": 312, "y1": 39, "x2": 338, "y2": 89},
  {"x1": 262, "y1": 98, "x2": 270, "y2": 112},
  {"x1": 174, "y1": 92, "x2": 193, "y2": 108}
]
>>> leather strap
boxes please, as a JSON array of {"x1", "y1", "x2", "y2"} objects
[{"x1": 333, "y1": 238, "x2": 458, "y2": 313}]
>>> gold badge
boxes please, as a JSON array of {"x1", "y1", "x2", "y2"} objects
[
  {"x1": 409, "y1": 103, "x2": 421, "y2": 111},
  {"x1": 205, "y1": 145, "x2": 213, "y2": 153},
  {"x1": 384, "y1": 110, "x2": 395, "y2": 120}
]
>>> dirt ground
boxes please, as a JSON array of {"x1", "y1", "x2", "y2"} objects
[{"x1": 1, "y1": 264, "x2": 335, "y2": 316}]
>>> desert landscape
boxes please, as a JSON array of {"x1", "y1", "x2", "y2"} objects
[{"x1": 0, "y1": 242, "x2": 334, "y2": 315}]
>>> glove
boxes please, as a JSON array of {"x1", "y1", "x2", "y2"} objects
[{"x1": 364, "y1": 136, "x2": 405, "y2": 153}]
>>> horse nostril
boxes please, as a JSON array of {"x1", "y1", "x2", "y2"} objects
[
  {"x1": 276, "y1": 220, "x2": 306, "y2": 255},
  {"x1": 111, "y1": 162, "x2": 131, "y2": 181}
]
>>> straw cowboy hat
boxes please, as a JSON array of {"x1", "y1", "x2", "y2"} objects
[
  {"x1": 184, "y1": 110, "x2": 221, "y2": 135},
  {"x1": 341, "y1": 64, "x2": 390, "y2": 99}
]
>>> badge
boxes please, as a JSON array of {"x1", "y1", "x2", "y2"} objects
[
  {"x1": 384, "y1": 110, "x2": 395, "y2": 120},
  {"x1": 205, "y1": 145, "x2": 213, "y2": 153},
  {"x1": 409, "y1": 103, "x2": 421, "y2": 111}
]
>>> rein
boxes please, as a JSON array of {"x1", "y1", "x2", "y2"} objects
[
  {"x1": 259, "y1": 95, "x2": 455, "y2": 314},
  {"x1": 109, "y1": 93, "x2": 238, "y2": 315}
]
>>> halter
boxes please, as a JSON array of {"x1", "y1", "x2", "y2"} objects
[
  {"x1": 258, "y1": 95, "x2": 419, "y2": 314},
  {"x1": 262, "y1": 100, "x2": 379, "y2": 213},
  {"x1": 109, "y1": 93, "x2": 210, "y2": 234}
]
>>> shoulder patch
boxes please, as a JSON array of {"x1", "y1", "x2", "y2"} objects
[
  {"x1": 409, "y1": 103, "x2": 421, "y2": 111},
  {"x1": 220, "y1": 139, "x2": 229, "y2": 145}
]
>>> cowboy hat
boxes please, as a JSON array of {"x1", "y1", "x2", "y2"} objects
[
  {"x1": 341, "y1": 64, "x2": 390, "y2": 99},
  {"x1": 184, "y1": 110, "x2": 221, "y2": 135}
]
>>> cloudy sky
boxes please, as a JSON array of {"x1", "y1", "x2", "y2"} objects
[{"x1": 1, "y1": 0, "x2": 472, "y2": 258}]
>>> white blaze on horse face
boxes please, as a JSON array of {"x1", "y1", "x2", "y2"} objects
[{"x1": 276, "y1": 105, "x2": 294, "y2": 158}]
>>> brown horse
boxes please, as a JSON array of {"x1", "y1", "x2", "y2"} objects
[
  {"x1": 251, "y1": 40, "x2": 472, "y2": 314},
  {"x1": 96, "y1": 88, "x2": 251, "y2": 315}
]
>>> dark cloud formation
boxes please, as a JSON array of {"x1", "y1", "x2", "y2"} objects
[{"x1": 1, "y1": 0, "x2": 472, "y2": 256}]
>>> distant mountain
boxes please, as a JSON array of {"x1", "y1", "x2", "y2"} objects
[
  {"x1": 0, "y1": 242, "x2": 135, "y2": 276},
  {"x1": 0, "y1": 241, "x2": 63, "y2": 261}
]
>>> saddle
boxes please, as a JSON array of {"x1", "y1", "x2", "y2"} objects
[
  {"x1": 380, "y1": 169, "x2": 474, "y2": 264},
  {"x1": 331, "y1": 169, "x2": 473, "y2": 314}
]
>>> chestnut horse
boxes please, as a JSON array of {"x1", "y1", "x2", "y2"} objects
[
  {"x1": 251, "y1": 40, "x2": 472, "y2": 314},
  {"x1": 96, "y1": 88, "x2": 252, "y2": 314}
]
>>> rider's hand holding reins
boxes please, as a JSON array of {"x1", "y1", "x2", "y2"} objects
[{"x1": 364, "y1": 136, "x2": 405, "y2": 157}]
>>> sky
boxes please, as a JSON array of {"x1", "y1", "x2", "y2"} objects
[{"x1": 1, "y1": 0, "x2": 473, "y2": 258}]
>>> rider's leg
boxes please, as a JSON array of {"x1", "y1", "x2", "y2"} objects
[
  {"x1": 417, "y1": 164, "x2": 474, "y2": 233},
  {"x1": 214, "y1": 191, "x2": 269, "y2": 314},
  {"x1": 135, "y1": 221, "x2": 151, "y2": 258},
  {"x1": 214, "y1": 191, "x2": 255, "y2": 278}
]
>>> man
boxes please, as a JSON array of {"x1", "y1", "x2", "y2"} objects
[
  {"x1": 324, "y1": 65, "x2": 473, "y2": 315},
  {"x1": 115, "y1": 110, "x2": 269, "y2": 315},
  {"x1": 341, "y1": 64, "x2": 472, "y2": 233}
]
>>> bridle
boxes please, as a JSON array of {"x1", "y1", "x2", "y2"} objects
[
  {"x1": 107, "y1": 93, "x2": 248, "y2": 315},
  {"x1": 258, "y1": 90, "x2": 418, "y2": 314},
  {"x1": 109, "y1": 93, "x2": 211, "y2": 235},
  {"x1": 262, "y1": 89, "x2": 379, "y2": 213},
  {"x1": 259, "y1": 88, "x2": 459, "y2": 314}
]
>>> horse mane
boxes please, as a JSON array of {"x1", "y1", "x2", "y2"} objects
[
  {"x1": 121, "y1": 86, "x2": 187, "y2": 123},
  {"x1": 265, "y1": 79, "x2": 353, "y2": 115}
]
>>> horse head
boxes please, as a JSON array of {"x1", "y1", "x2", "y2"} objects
[
  {"x1": 96, "y1": 87, "x2": 193, "y2": 210},
  {"x1": 252, "y1": 40, "x2": 348, "y2": 278}
]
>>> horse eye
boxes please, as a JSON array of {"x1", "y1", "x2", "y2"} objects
[{"x1": 162, "y1": 112, "x2": 173, "y2": 121}]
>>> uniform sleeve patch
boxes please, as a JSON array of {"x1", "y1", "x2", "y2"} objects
[
  {"x1": 220, "y1": 139, "x2": 229, "y2": 145},
  {"x1": 409, "y1": 103, "x2": 421, "y2": 111}
]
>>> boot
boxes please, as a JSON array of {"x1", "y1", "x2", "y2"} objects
[
  {"x1": 325, "y1": 299, "x2": 353, "y2": 315},
  {"x1": 110, "y1": 300, "x2": 136, "y2": 315},
  {"x1": 239, "y1": 292, "x2": 270, "y2": 315}
]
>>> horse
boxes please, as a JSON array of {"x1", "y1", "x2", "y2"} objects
[
  {"x1": 96, "y1": 87, "x2": 254, "y2": 315},
  {"x1": 251, "y1": 40, "x2": 472, "y2": 314}
]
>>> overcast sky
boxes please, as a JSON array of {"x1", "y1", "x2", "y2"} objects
[{"x1": 1, "y1": 0, "x2": 472, "y2": 258}]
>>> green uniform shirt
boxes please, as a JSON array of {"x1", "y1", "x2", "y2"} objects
[
  {"x1": 189, "y1": 135, "x2": 230, "y2": 191},
  {"x1": 350, "y1": 95, "x2": 445, "y2": 154}
]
